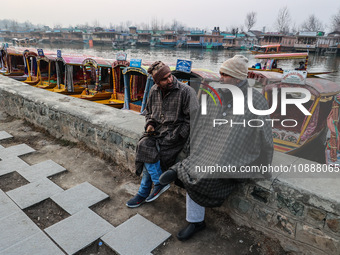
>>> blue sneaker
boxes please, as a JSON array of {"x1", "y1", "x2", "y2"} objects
[
  {"x1": 126, "y1": 194, "x2": 146, "y2": 208},
  {"x1": 145, "y1": 184, "x2": 170, "y2": 202}
]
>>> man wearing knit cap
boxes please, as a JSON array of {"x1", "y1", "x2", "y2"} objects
[
  {"x1": 126, "y1": 61, "x2": 199, "y2": 208},
  {"x1": 159, "y1": 55, "x2": 273, "y2": 240}
]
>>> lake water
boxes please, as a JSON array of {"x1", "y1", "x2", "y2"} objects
[{"x1": 39, "y1": 43, "x2": 340, "y2": 84}]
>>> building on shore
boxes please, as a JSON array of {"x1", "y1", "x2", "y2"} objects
[
  {"x1": 294, "y1": 31, "x2": 324, "y2": 52},
  {"x1": 186, "y1": 27, "x2": 223, "y2": 49},
  {"x1": 259, "y1": 32, "x2": 284, "y2": 46}
]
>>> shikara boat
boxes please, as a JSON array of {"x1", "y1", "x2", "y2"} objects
[
  {"x1": 34, "y1": 53, "x2": 59, "y2": 89},
  {"x1": 250, "y1": 44, "x2": 281, "y2": 54},
  {"x1": 22, "y1": 49, "x2": 40, "y2": 85},
  {"x1": 265, "y1": 77, "x2": 340, "y2": 154},
  {"x1": 325, "y1": 95, "x2": 340, "y2": 165},
  {"x1": 0, "y1": 46, "x2": 8, "y2": 74},
  {"x1": 72, "y1": 57, "x2": 114, "y2": 101},
  {"x1": 51, "y1": 55, "x2": 91, "y2": 94},
  {"x1": 249, "y1": 52, "x2": 335, "y2": 77},
  {"x1": 121, "y1": 64, "x2": 150, "y2": 112},
  {"x1": 93, "y1": 59, "x2": 130, "y2": 108},
  {"x1": 1, "y1": 47, "x2": 27, "y2": 77}
]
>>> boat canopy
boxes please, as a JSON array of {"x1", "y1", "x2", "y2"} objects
[
  {"x1": 190, "y1": 68, "x2": 220, "y2": 81},
  {"x1": 122, "y1": 66, "x2": 148, "y2": 75},
  {"x1": 37, "y1": 54, "x2": 58, "y2": 62},
  {"x1": 82, "y1": 57, "x2": 114, "y2": 68},
  {"x1": 255, "y1": 52, "x2": 308, "y2": 60},
  {"x1": 23, "y1": 49, "x2": 38, "y2": 57},
  {"x1": 57, "y1": 55, "x2": 92, "y2": 65},
  {"x1": 260, "y1": 44, "x2": 281, "y2": 48},
  {"x1": 265, "y1": 78, "x2": 340, "y2": 97},
  {"x1": 112, "y1": 60, "x2": 130, "y2": 68},
  {"x1": 6, "y1": 47, "x2": 28, "y2": 56}
]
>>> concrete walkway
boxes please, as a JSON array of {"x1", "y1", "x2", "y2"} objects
[{"x1": 0, "y1": 131, "x2": 171, "y2": 255}]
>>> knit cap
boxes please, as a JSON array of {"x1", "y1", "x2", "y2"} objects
[
  {"x1": 147, "y1": 61, "x2": 171, "y2": 84},
  {"x1": 219, "y1": 55, "x2": 249, "y2": 80}
]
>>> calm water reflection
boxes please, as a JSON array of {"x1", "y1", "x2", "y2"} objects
[{"x1": 39, "y1": 43, "x2": 340, "y2": 83}]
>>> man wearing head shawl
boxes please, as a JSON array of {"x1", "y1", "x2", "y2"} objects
[
  {"x1": 126, "y1": 61, "x2": 199, "y2": 208},
  {"x1": 160, "y1": 55, "x2": 274, "y2": 241}
]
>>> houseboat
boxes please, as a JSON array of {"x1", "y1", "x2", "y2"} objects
[
  {"x1": 160, "y1": 31, "x2": 178, "y2": 47},
  {"x1": 186, "y1": 28, "x2": 223, "y2": 49},
  {"x1": 136, "y1": 32, "x2": 151, "y2": 46},
  {"x1": 294, "y1": 32, "x2": 324, "y2": 52}
]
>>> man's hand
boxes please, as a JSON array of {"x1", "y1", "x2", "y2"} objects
[{"x1": 146, "y1": 125, "x2": 155, "y2": 133}]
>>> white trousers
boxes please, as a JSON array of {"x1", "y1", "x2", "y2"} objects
[{"x1": 186, "y1": 193, "x2": 205, "y2": 223}]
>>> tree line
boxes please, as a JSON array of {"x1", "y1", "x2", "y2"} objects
[{"x1": 1, "y1": 7, "x2": 340, "y2": 34}]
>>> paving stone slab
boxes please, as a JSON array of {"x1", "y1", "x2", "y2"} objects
[
  {"x1": 0, "y1": 144, "x2": 35, "y2": 159},
  {"x1": 45, "y1": 208, "x2": 115, "y2": 255},
  {"x1": 0, "y1": 211, "x2": 41, "y2": 251},
  {"x1": 0, "y1": 190, "x2": 21, "y2": 220},
  {"x1": 18, "y1": 159, "x2": 66, "y2": 182},
  {"x1": 0, "y1": 231, "x2": 65, "y2": 255},
  {"x1": 6, "y1": 178, "x2": 64, "y2": 209},
  {"x1": 51, "y1": 182, "x2": 109, "y2": 215},
  {"x1": 0, "y1": 157, "x2": 30, "y2": 176},
  {"x1": 0, "y1": 131, "x2": 12, "y2": 141},
  {"x1": 102, "y1": 214, "x2": 171, "y2": 255}
]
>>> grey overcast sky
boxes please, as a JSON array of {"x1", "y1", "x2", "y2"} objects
[{"x1": 2, "y1": 0, "x2": 339, "y2": 31}]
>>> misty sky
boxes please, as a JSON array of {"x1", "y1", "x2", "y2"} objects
[{"x1": 2, "y1": 0, "x2": 339, "y2": 32}]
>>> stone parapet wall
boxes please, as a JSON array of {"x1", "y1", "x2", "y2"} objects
[
  {"x1": 1, "y1": 75, "x2": 339, "y2": 254},
  {"x1": 0, "y1": 76, "x2": 144, "y2": 172}
]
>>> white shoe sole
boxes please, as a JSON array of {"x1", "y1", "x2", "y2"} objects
[{"x1": 145, "y1": 184, "x2": 170, "y2": 202}]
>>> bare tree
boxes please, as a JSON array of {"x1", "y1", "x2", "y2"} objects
[
  {"x1": 10, "y1": 20, "x2": 18, "y2": 32},
  {"x1": 53, "y1": 23, "x2": 62, "y2": 30},
  {"x1": 291, "y1": 22, "x2": 298, "y2": 34},
  {"x1": 125, "y1": 20, "x2": 132, "y2": 31},
  {"x1": 231, "y1": 26, "x2": 239, "y2": 35},
  {"x1": 301, "y1": 14, "x2": 323, "y2": 31},
  {"x1": 245, "y1": 12, "x2": 257, "y2": 31},
  {"x1": 24, "y1": 20, "x2": 33, "y2": 30},
  {"x1": 92, "y1": 20, "x2": 100, "y2": 28},
  {"x1": 331, "y1": 8, "x2": 340, "y2": 31},
  {"x1": 171, "y1": 19, "x2": 178, "y2": 31},
  {"x1": 276, "y1": 6, "x2": 291, "y2": 33},
  {"x1": 151, "y1": 17, "x2": 159, "y2": 32},
  {"x1": 140, "y1": 22, "x2": 149, "y2": 30}
]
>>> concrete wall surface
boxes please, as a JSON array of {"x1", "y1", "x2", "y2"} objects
[{"x1": 1, "y1": 75, "x2": 339, "y2": 254}]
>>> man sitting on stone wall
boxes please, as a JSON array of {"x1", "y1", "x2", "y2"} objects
[{"x1": 126, "y1": 61, "x2": 199, "y2": 208}]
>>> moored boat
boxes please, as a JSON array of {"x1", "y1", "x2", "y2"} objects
[
  {"x1": 250, "y1": 44, "x2": 282, "y2": 54},
  {"x1": 73, "y1": 57, "x2": 114, "y2": 101},
  {"x1": 34, "y1": 53, "x2": 59, "y2": 88},
  {"x1": 52, "y1": 54, "x2": 92, "y2": 94},
  {"x1": 94, "y1": 57, "x2": 130, "y2": 108},
  {"x1": 265, "y1": 75, "x2": 340, "y2": 155},
  {"x1": 249, "y1": 52, "x2": 335, "y2": 77}
]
